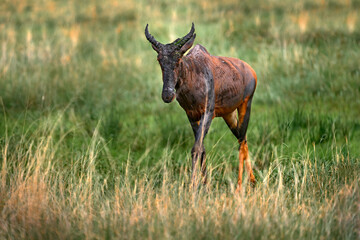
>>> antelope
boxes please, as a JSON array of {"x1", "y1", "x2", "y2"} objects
[{"x1": 145, "y1": 23, "x2": 257, "y2": 190}]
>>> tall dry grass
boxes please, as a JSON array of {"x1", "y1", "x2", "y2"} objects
[{"x1": 0, "y1": 114, "x2": 358, "y2": 239}]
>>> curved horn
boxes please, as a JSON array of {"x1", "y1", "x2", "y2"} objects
[
  {"x1": 174, "y1": 23, "x2": 195, "y2": 49},
  {"x1": 145, "y1": 24, "x2": 162, "y2": 49}
]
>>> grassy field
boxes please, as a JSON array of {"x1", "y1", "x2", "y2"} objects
[{"x1": 0, "y1": 0, "x2": 359, "y2": 239}]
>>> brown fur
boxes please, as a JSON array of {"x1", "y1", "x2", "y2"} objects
[{"x1": 176, "y1": 45, "x2": 257, "y2": 121}]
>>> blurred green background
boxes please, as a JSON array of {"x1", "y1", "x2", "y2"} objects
[{"x1": 1, "y1": 0, "x2": 359, "y2": 171}]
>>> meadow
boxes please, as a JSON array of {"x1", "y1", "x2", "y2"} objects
[{"x1": 0, "y1": 0, "x2": 359, "y2": 239}]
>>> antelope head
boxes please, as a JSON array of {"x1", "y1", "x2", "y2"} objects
[{"x1": 145, "y1": 23, "x2": 196, "y2": 103}]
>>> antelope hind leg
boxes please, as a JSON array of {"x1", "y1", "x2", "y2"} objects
[{"x1": 223, "y1": 98, "x2": 256, "y2": 192}]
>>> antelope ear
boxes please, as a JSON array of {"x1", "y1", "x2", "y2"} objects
[{"x1": 179, "y1": 34, "x2": 196, "y2": 55}]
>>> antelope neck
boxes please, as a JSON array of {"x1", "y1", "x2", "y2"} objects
[{"x1": 175, "y1": 58, "x2": 189, "y2": 90}]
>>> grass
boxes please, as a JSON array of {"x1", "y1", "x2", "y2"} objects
[{"x1": 0, "y1": 0, "x2": 359, "y2": 239}]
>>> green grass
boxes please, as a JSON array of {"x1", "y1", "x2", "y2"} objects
[{"x1": 0, "y1": 0, "x2": 359, "y2": 239}]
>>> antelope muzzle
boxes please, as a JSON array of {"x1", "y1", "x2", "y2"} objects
[{"x1": 162, "y1": 87, "x2": 175, "y2": 103}]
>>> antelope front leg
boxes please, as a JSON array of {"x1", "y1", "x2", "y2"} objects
[
  {"x1": 188, "y1": 112, "x2": 213, "y2": 186},
  {"x1": 191, "y1": 143, "x2": 205, "y2": 184}
]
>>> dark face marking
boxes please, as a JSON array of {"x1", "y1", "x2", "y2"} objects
[{"x1": 155, "y1": 45, "x2": 182, "y2": 103}]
